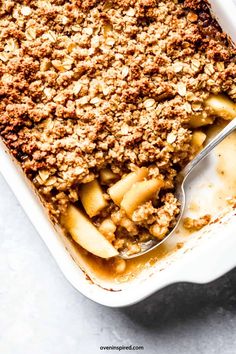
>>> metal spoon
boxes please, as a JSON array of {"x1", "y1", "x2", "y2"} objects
[{"x1": 120, "y1": 118, "x2": 236, "y2": 259}]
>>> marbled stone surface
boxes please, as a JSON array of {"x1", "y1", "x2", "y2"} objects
[{"x1": 0, "y1": 174, "x2": 236, "y2": 354}]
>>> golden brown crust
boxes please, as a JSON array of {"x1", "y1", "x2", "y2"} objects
[{"x1": 0, "y1": 0, "x2": 235, "y2": 250}]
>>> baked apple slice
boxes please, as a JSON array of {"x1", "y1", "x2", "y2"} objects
[
  {"x1": 80, "y1": 179, "x2": 108, "y2": 218},
  {"x1": 62, "y1": 205, "x2": 118, "y2": 258},
  {"x1": 121, "y1": 178, "x2": 163, "y2": 218},
  {"x1": 108, "y1": 167, "x2": 148, "y2": 205},
  {"x1": 206, "y1": 94, "x2": 236, "y2": 120}
]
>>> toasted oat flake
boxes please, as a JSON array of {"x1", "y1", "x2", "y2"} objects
[
  {"x1": 144, "y1": 98, "x2": 156, "y2": 108},
  {"x1": 186, "y1": 92, "x2": 195, "y2": 101},
  {"x1": 60, "y1": 15, "x2": 69, "y2": 25},
  {"x1": 121, "y1": 66, "x2": 129, "y2": 78},
  {"x1": 45, "y1": 119, "x2": 54, "y2": 130},
  {"x1": 52, "y1": 60, "x2": 64, "y2": 72},
  {"x1": 36, "y1": 176, "x2": 44, "y2": 185},
  {"x1": 204, "y1": 64, "x2": 215, "y2": 75},
  {"x1": 228, "y1": 85, "x2": 236, "y2": 99},
  {"x1": 44, "y1": 87, "x2": 53, "y2": 97},
  {"x1": 63, "y1": 56, "x2": 74, "y2": 66},
  {"x1": 0, "y1": 52, "x2": 9, "y2": 62},
  {"x1": 71, "y1": 25, "x2": 81, "y2": 32},
  {"x1": 37, "y1": 0, "x2": 51, "y2": 9},
  {"x1": 40, "y1": 59, "x2": 51, "y2": 72},
  {"x1": 207, "y1": 79, "x2": 215, "y2": 86},
  {"x1": 216, "y1": 62, "x2": 225, "y2": 71},
  {"x1": 78, "y1": 96, "x2": 89, "y2": 105},
  {"x1": 42, "y1": 31, "x2": 57, "y2": 42},
  {"x1": 45, "y1": 176, "x2": 57, "y2": 186},
  {"x1": 73, "y1": 82, "x2": 82, "y2": 95},
  {"x1": 53, "y1": 93, "x2": 65, "y2": 103},
  {"x1": 12, "y1": 9, "x2": 19, "y2": 19},
  {"x1": 167, "y1": 133, "x2": 177, "y2": 144},
  {"x1": 52, "y1": 59, "x2": 72, "y2": 72},
  {"x1": 84, "y1": 27, "x2": 93, "y2": 35},
  {"x1": 106, "y1": 38, "x2": 115, "y2": 46},
  {"x1": 91, "y1": 35, "x2": 100, "y2": 48},
  {"x1": 120, "y1": 124, "x2": 129, "y2": 135},
  {"x1": 5, "y1": 39, "x2": 18, "y2": 53},
  {"x1": 102, "y1": 86, "x2": 110, "y2": 96},
  {"x1": 183, "y1": 102, "x2": 192, "y2": 113},
  {"x1": 25, "y1": 27, "x2": 37, "y2": 40},
  {"x1": 39, "y1": 169, "x2": 50, "y2": 182},
  {"x1": 21, "y1": 6, "x2": 32, "y2": 16},
  {"x1": 126, "y1": 8, "x2": 136, "y2": 17},
  {"x1": 90, "y1": 97, "x2": 100, "y2": 105},
  {"x1": 1, "y1": 73, "x2": 12, "y2": 84},
  {"x1": 173, "y1": 62, "x2": 183, "y2": 73},
  {"x1": 177, "y1": 82, "x2": 187, "y2": 96},
  {"x1": 191, "y1": 59, "x2": 201, "y2": 71}
]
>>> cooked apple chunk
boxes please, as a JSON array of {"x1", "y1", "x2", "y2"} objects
[
  {"x1": 62, "y1": 205, "x2": 118, "y2": 258},
  {"x1": 121, "y1": 178, "x2": 163, "y2": 218},
  {"x1": 100, "y1": 168, "x2": 118, "y2": 184},
  {"x1": 80, "y1": 179, "x2": 108, "y2": 218},
  {"x1": 189, "y1": 113, "x2": 214, "y2": 128},
  {"x1": 206, "y1": 94, "x2": 236, "y2": 120},
  {"x1": 192, "y1": 131, "x2": 207, "y2": 149},
  {"x1": 108, "y1": 167, "x2": 148, "y2": 205}
]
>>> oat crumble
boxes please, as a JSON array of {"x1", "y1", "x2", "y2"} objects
[
  {"x1": 0, "y1": 0, "x2": 236, "y2": 256},
  {"x1": 183, "y1": 214, "x2": 212, "y2": 232}
]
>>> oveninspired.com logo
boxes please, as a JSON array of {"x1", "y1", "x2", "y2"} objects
[{"x1": 100, "y1": 345, "x2": 144, "y2": 351}]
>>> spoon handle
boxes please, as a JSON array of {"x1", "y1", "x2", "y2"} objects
[{"x1": 182, "y1": 118, "x2": 236, "y2": 178}]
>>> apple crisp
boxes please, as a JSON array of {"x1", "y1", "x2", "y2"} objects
[{"x1": 0, "y1": 0, "x2": 236, "y2": 257}]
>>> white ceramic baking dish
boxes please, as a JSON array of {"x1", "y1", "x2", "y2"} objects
[{"x1": 1, "y1": 0, "x2": 236, "y2": 307}]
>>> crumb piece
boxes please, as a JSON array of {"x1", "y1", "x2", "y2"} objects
[{"x1": 183, "y1": 214, "x2": 212, "y2": 231}]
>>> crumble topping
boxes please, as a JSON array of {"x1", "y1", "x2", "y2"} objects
[
  {"x1": 0, "y1": 0, "x2": 236, "y2": 255},
  {"x1": 183, "y1": 214, "x2": 212, "y2": 232}
]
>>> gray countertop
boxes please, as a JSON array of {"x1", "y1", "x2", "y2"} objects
[{"x1": 0, "y1": 173, "x2": 236, "y2": 354}]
